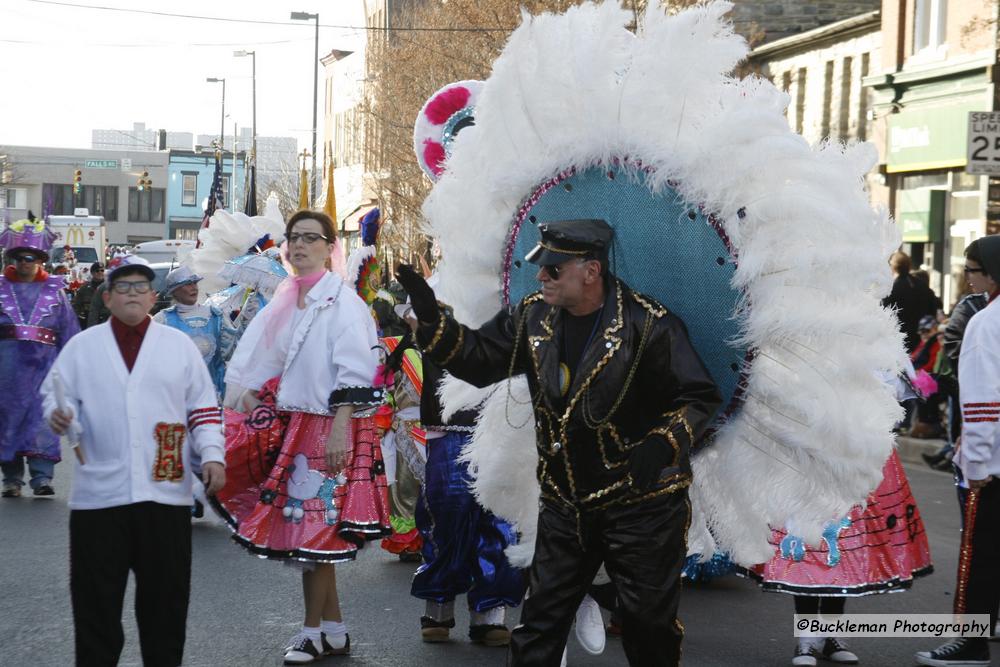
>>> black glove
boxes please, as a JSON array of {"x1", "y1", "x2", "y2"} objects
[
  {"x1": 628, "y1": 435, "x2": 673, "y2": 491},
  {"x1": 395, "y1": 264, "x2": 440, "y2": 324}
]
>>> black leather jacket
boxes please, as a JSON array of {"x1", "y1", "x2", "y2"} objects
[{"x1": 417, "y1": 278, "x2": 721, "y2": 511}]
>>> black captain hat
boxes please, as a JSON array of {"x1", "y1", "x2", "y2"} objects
[{"x1": 524, "y1": 219, "x2": 614, "y2": 266}]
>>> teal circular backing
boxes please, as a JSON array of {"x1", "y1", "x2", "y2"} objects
[{"x1": 503, "y1": 164, "x2": 746, "y2": 418}]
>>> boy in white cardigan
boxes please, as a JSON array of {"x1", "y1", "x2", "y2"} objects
[{"x1": 42, "y1": 254, "x2": 225, "y2": 667}]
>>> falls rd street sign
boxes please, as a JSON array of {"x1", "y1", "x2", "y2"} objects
[
  {"x1": 84, "y1": 159, "x2": 118, "y2": 169},
  {"x1": 967, "y1": 111, "x2": 1000, "y2": 175}
]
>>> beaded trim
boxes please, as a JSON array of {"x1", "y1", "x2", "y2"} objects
[
  {"x1": 328, "y1": 385, "x2": 386, "y2": 408},
  {"x1": 535, "y1": 240, "x2": 591, "y2": 256},
  {"x1": 954, "y1": 488, "x2": 981, "y2": 612},
  {"x1": 421, "y1": 313, "x2": 448, "y2": 355},
  {"x1": 439, "y1": 324, "x2": 465, "y2": 366}
]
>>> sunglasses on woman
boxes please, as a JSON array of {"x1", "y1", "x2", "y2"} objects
[
  {"x1": 287, "y1": 232, "x2": 329, "y2": 244},
  {"x1": 964, "y1": 266, "x2": 986, "y2": 275}
]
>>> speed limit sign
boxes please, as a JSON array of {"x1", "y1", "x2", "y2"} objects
[{"x1": 967, "y1": 111, "x2": 1000, "y2": 174}]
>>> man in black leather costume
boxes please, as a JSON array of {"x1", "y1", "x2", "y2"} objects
[{"x1": 395, "y1": 219, "x2": 721, "y2": 666}]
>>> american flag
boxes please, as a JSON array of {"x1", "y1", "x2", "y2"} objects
[{"x1": 196, "y1": 151, "x2": 225, "y2": 247}]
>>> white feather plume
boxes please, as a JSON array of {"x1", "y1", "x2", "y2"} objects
[
  {"x1": 185, "y1": 207, "x2": 286, "y2": 296},
  {"x1": 424, "y1": 1, "x2": 904, "y2": 566}
]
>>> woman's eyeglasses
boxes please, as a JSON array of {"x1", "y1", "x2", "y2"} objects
[
  {"x1": 288, "y1": 232, "x2": 329, "y2": 244},
  {"x1": 964, "y1": 266, "x2": 986, "y2": 275}
]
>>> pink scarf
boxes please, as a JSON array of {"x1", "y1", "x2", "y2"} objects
[{"x1": 263, "y1": 269, "x2": 326, "y2": 347}]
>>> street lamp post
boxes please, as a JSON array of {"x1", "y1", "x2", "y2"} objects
[
  {"x1": 206, "y1": 77, "x2": 226, "y2": 148},
  {"x1": 290, "y1": 11, "x2": 319, "y2": 205},
  {"x1": 233, "y1": 50, "x2": 256, "y2": 165}
]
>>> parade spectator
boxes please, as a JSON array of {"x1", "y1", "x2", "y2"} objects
[
  {"x1": 72, "y1": 262, "x2": 104, "y2": 328},
  {"x1": 923, "y1": 285, "x2": 990, "y2": 470},
  {"x1": 223, "y1": 210, "x2": 390, "y2": 664},
  {"x1": 883, "y1": 251, "x2": 940, "y2": 353},
  {"x1": 87, "y1": 281, "x2": 112, "y2": 327},
  {"x1": 916, "y1": 235, "x2": 1000, "y2": 666},
  {"x1": 909, "y1": 315, "x2": 946, "y2": 439},
  {"x1": 42, "y1": 253, "x2": 225, "y2": 667},
  {"x1": 396, "y1": 219, "x2": 721, "y2": 666},
  {"x1": 0, "y1": 218, "x2": 79, "y2": 497}
]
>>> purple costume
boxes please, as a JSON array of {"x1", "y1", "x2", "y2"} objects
[
  {"x1": 0, "y1": 217, "x2": 79, "y2": 469},
  {"x1": 0, "y1": 274, "x2": 79, "y2": 463}
]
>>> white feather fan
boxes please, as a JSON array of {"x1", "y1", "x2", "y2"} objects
[{"x1": 425, "y1": 1, "x2": 904, "y2": 566}]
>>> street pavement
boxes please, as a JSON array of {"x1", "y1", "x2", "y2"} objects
[{"x1": 1, "y1": 454, "x2": 996, "y2": 666}]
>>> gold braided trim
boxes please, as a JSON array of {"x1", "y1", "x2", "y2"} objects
[
  {"x1": 421, "y1": 314, "x2": 448, "y2": 355},
  {"x1": 591, "y1": 474, "x2": 692, "y2": 511},
  {"x1": 632, "y1": 291, "x2": 669, "y2": 318},
  {"x1": 536, "y1": 240, "x2": 590, "y2": 255},
  {"x1": 439, "y1": 324, "x2": 465, "y2": 366},
  {"x1": 522, "y1": 291, "x2": 545, "y2": 305},
  {"x1": 579, "y1": 478, "x2": 628, "y2": 504},
  {"x1": 596, "y1": 426, "x2": 626, "y2": 470}
]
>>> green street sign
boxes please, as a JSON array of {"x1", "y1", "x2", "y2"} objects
[{"x1": 84, "y1": 159, "x2": 118, "y2": 169}]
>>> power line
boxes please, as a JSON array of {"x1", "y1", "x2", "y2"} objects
[
  {"x1": 23, "y1": 0, "x2": 513, "y2": 32},
  {"x1": 0, "y1": 37, "x2": 308, "y2": 47}
]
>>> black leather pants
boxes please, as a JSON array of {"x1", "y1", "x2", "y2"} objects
[{"x1": 509, "y1": 490, "x2": 690, "y2": 666}]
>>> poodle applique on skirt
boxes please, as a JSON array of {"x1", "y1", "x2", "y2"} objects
[
  {"x1": 747, "y1": 451, "x2": 932, "y2": 596},
  {"x1": 214, "y1": 377, "x2": 391, "y2": 563}
]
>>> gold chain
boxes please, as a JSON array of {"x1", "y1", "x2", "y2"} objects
[{"x1": 581, "y1": 311, "x2": 654, "y2": 429}]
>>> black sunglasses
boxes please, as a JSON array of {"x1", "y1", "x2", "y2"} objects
[
  {"x1": 13, "y1": 254, "x2": 39, "y2": 263},
  {"x1": 542, "y1": 263, "x2": 566, "y2": 280},
  {"x1": 964, "y1": 266, "x2": 986, "y2": 275}
]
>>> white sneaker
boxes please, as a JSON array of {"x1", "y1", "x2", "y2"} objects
[
  {"x1": 574, "y1": 594, "x2": 606, "y2": 655},
  {"x1": 792, "y1": 638, "x2": 820, "y2": 666}
]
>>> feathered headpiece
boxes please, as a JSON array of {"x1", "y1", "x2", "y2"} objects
[
  {"x1": 413, "y1": 81, "x2": 485, "y2": 180},
  {"x1": 347, "y1": 208, "x2": 382, "y2": 306},
  {"x1": 1, "y1": 217, "x2": 58, "y2": 260}
]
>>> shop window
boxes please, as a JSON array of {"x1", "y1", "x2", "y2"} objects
[{"x1": 913, "y1": 0, "x2": 947, "y2": 54}]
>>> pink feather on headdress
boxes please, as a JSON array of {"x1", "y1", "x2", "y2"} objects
[
  {"x1": 422, "y1": 140, "x2": 447, "y2": 176},
  {"x1": 423, "y1": 86, "x2": 471, "y2": 125}
]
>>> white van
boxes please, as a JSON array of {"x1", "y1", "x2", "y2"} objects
[{"x1": 132, "y1": 239, "x2": 195, "y2": 264}]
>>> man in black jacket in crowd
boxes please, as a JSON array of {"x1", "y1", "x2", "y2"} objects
[{"x1": 396, "y1": 219, "x2": 721, "y2": 666}]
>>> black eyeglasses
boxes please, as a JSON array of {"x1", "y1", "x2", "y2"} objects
[
  {"x1": 110, "y1": 280, "x2": 152, "y2": 294},
  {"x1": 964, "y1": 266, "x2": 986, "y2": 275},
  {"x1": 13, "y1": 254, "x2": 39, "y2": 263},
  {"x1": 287, "y1": 232, "x2": 329, "y2": 244}
]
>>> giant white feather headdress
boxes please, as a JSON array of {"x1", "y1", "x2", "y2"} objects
[{"x1": 422, "y1": 0, "x2": 905, "y2": 566}]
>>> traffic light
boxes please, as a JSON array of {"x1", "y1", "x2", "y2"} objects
[
  {"x1": 137, "y1": 171, "x2": 151, "y2": 192},
  {"x1": 73, "y1": 169, "x2": 82, "y2": 194}
]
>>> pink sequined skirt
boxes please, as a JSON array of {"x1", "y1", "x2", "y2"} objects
[
  {"x1": 749, "y1": 451, "x2": 933, "y2": 596},
  {"x1": 215, "y1": 382, "x2": 391, "y2": 563}
]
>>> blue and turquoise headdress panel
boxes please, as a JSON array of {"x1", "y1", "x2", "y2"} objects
[{"x1": 503, "y1": 161, "x2": 748, "y2": 426}]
